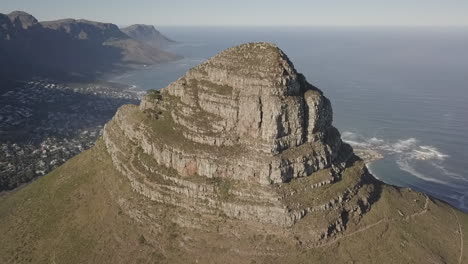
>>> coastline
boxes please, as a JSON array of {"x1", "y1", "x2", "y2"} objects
[
  {"x1": 353, "y1": 148, "x2": 384, "y2": 164},
  {"x1": 352, "y1": 148, "x2": 384, "y2": 181}
]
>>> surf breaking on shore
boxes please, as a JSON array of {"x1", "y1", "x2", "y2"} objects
[{"x1": 341, "y1": 131, "x2": 468, "y2": 211}]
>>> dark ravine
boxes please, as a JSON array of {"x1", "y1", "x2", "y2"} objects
[{"x1": 0, "y1": 43, "x2": 466, "y2": 264}]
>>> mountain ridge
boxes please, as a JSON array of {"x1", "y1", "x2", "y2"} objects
[
  {"x1": 0, "y1": 11, "x2": 179, "y2": 80},
  {"x1": 0, "y1": 42, "x2": 466, "y2": 263},
  {"x1": 121, "y1": 24, "x2": 175, "y2": 48}
]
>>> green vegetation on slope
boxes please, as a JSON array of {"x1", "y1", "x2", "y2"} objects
[
  {"x1": 0, "y1": 140, "x2": 169, "y2": 264},
  {"x1": 0, "y1": 139, "x2": 467, "y2": 264}
]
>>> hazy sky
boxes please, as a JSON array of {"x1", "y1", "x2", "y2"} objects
[{"x1": 1, "y1": 0, "x2": 467, "y2": 26}]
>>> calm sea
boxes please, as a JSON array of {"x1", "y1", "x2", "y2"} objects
[{"x1": 111, "y1": 26, "x2": 468, "y2": 212}]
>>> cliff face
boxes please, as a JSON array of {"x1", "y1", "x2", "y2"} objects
[
  {"x1": 102, "y1": 42, "x2": 378, "y2": 229},
  {"x1": 0, "y1": 42, "x2": 466, "y2": 264}
]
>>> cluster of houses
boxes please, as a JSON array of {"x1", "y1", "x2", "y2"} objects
[{"x1": 0, "y1": 79, "x2": 140, "y2": 189}]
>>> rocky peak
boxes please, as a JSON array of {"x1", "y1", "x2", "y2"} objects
[
  {"x1": 107, "y1": 42, "x2": 345, "y2": 187},
  {"x1": 1, "y1": 41, "x2": 466, "y2": 263},
  {"x1": 121, "y1": 24, "x2": 175, "y2": 47},
  {"x1": 193, "y1": 42, "x2": 298, "y2": 87},
  {"x1": 160, "y1": 42, "x2": 336, "y2": 161},
  {"x1": 102, "y1": 42, "x2": 365, "y2": 231},
  {"x1": 124, "y1": 24, "x2": 157, "y2": 33},
  {"x1": 7, "y1": 11, "x2": 39, "y2": 29}
]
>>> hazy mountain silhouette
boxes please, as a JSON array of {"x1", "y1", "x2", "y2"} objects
[
  {"x1": 121, "y1": 24, "x2": 175, "y2": 48},
  {"x1": 0, "y1": 11, "x2": 179, "y2": 81}
]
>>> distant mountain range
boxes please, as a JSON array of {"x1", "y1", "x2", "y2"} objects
[{"x1": 0, "y1": 11, "x2": 179, "y2": 80}]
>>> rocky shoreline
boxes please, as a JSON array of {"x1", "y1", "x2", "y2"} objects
[{"x1": 352, "y1": 148, "x2": 384, "y2": 164}]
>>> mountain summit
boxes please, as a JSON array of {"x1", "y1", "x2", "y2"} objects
[
  {"x1": 7, "y1": 11, "x2": 39, "y2": 29},
  {"x1": 104, "y1": 42, "x2": 352, "y2": 228},
  {"x1": 0, "y1": 43, "x2": 466, "y2": 263},
  {"x1": 121, "y1": 24, "x2": 175, "y2": 48}
]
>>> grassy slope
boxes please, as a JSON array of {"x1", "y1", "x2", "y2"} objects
[
  {"x1": 298, "y1": 186, "x2": 468, "y2": 264},
  {"x1": 0, "y1": 139, "x2": 467, "y2": 264},
  {"x1": 0, "y1": 140, "x2": 166, "y2": 264}
]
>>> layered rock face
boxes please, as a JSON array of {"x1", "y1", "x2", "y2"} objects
[
  {"x1": 142, "y1": 42, "x2": 345, "y2": 184},
  {"x1": 103, "y1": 42, "x2": 376, "y2": 232},
  {"x1": 1, "y1": 42, "x2": 466, "y2": 264}
]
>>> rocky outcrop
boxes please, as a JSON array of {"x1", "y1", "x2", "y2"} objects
[
  {"x1": 7, "y1": 11, "x2": 40, "y2": 30},
  {"x1": 103, "y1": 43, "x2": 378, "y2": 239},
  {"x1": 121, "y1": 24, "x2": 175, "y2": 48},
  {"x1": 0, "y1": 11, "x2": 40, "y2": 40},
  {"x1": 142, "y1": 43, "x2": 348, "y2": 183},
  {"x1": 2, "y1": 42, "x2": 466, "y2": 264}
]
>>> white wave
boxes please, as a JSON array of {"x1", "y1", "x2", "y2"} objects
[
  {"x1": 343, "y1": 132, "x2": 467, "y2": 212},
  {"x1": 396, "y1": 159, "x2": 451, "y2": 185},
  {"x1": 391, "y1": 138, "x2": 418, "y2": 153},
  {"x1": 414, "y1": 146, "x2": 449, "y2": 160},
  {"x1": 342, "y1": 132, "x2": 449, "y2": 162},
  {"x1": 431, "y1": 162, "x2": 467, "y2": 182},
  {"x1": 369, "y1": 137, "x2": 384, "y2": 144},
  {"x1": 341, "y1": 131, "x2": 463, "y2": 185}
]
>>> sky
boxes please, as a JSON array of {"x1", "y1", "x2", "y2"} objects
[{"x1": 1, "y1": 0, "x2": 468, "y2": 26}]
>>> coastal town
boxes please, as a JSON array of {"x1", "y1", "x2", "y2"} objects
[{"x1": 0, "y1": 79, "x2": 141, "y2": 190}]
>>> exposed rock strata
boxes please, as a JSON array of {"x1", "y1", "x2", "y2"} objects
[
  {"x1": 102, "y1": 43, "x2": 377, "y2": 239},
  {"x1": 1, "y1": 42, "x2": 466, "y2": 264}
]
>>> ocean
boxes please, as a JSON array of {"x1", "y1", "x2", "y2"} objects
[{"x1": 110, "y1": 26, "x2": 468, "y2": 212}]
